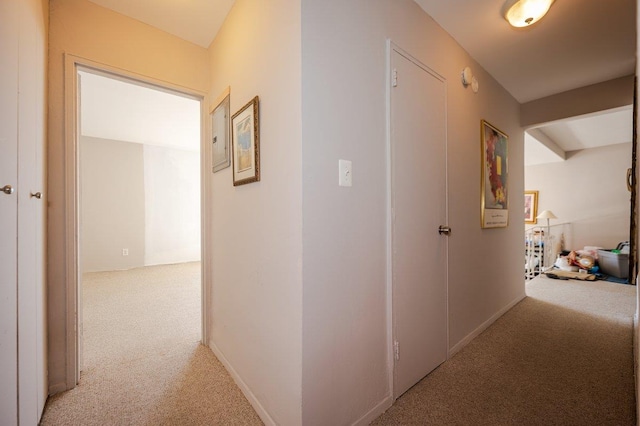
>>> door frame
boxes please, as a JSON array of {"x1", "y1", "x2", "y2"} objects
[
  {"x1": 62, "y1": 54, "x2": 210, "y2": 387},
  {"x1": 385, "y1": 40, "x2": 449, "y2": 400}
]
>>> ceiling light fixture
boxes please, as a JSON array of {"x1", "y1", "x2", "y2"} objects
[{"x1": 502, "y1": 0, "x2": 555, "y2": 28}]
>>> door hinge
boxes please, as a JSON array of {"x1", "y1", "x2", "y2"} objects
[
  {"x1": 392, "y1": 69, "x2": 398, "y2": 87},
  {"x1": 394, "y1": 341, "x2": 400, "y2": 361}
]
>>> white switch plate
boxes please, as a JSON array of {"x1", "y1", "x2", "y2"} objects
[
  {"x1": 122, "y1": 248, "x2": 129, "y2": 256},
  {"x1": 339, "y1": 159, "x2": 352, "y2": 187}
]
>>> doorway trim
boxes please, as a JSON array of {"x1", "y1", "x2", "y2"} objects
[{"x1": 62, "y1": 53, "x2": 209, "y2": 388}]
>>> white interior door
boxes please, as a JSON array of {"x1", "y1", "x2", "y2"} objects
[
  {"x1": 391, "y1": 47, "x2": 448, "y2": 399},
  {"x1": 17, "y1": 0, "x2": 47, "y2": 421},
  {"x1": 0, "y1": 0, "x2": 20, "y2": 422}
]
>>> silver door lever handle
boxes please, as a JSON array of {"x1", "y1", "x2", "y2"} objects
[
  {"x1": 1, "y1": 185, "x2": 14, "y2": 195},
  {"x1": 438, "y1": 225, "x2": 451, "y2": 235}
]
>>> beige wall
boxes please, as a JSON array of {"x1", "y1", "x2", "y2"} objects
[
  {"x1": 206, "y1": 0, "x2": 302, "y2": 424},
  {"x1": 143, "y1": 144, "x2": 201, "y2": 266},
  {"x1": 48, "y1": 0, "x2": 209, "y2": 393},
  {"x1": 526, "y1": 143, "x2": 632, "y2": 250},
  {"x1": 301, "y1": 0, "x2": 524, "y2": 424},
  {"x1": 80, "y1": 137, "x2": 146, "y2": 272}
]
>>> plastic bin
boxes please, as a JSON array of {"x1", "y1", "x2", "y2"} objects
[{"x1": 597, "y1": 248, "x2": 629, "y2": 279}]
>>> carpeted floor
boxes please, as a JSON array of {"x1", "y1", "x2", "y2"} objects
[
  {"x1": 40, "y1": 262, "x2": 262, "y2": 426},
  {"x1": 41, "y1": 268, "x2": 637, "y2": 425},
  {"x1": 372, "y1": 276, "x2": 637, "y2": 425}
]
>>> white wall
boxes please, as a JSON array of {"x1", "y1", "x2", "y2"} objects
[
  {"x1": 48, "y1": 0, "x2": 209, "y2": 393},
  {"x1": 81, "y1": 137, "x2": 200, "y2": 272},
  {"x1": 80, "y1": 137, "x2": 146, "y2": 271},
  {"x1": 144, "y1": 144, "x2": 201, "y2": 265},
  {"x1": 206, "y1": 0, "x2": 302, "y2": 424},
  {"x1": 525, "y1": 143, "x2": 632, "y2": 250},
  {"x1": 301, "y1": 1, "x2": 524, "y2": 424}
]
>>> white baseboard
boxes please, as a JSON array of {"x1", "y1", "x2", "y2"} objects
[
  {"x1": 206, "y1": 341, "x2": 277, "y2": 426},
  {"x1": 448, "y1": 292, "x2": 526, "y2": 357},
  {"x1": 351, "y1": 394, "x2": 393, "y2": 426}
]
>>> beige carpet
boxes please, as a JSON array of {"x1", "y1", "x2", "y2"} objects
[
  {"x1": 372, "y1": 276, "x2": 637, "y2": 425},
  {"x1": 40, "y1": 262, "x2": 262, "y2": 426},
  {"x1": 41, "y1": 268, "x2": 637, "y2": 425}
]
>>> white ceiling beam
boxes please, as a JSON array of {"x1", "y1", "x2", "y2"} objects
[{"x1": 526, "y1": 128, "x2": 566, "y2": 161}]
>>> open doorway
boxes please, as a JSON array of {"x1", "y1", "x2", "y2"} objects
[
  {"x1": 524, "y1": 106, "x2": 634, "y2": 282},
  {"x1": 76, "y1": 68, "x2": 203, "y2": 374}
]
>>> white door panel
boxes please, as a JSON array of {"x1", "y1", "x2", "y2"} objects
[
  {"x1": 17, "y1": 1, "x2": 46, "y2": 422},
  {"x1": 0, "y1": 0, "x2": 20, "y2": 423},
  {"x1": 1, "y1": 1, "x2": 47, "y2": 423},
  {"x1": 391, "y1": 48, "x2": 448, "y2": 399}
]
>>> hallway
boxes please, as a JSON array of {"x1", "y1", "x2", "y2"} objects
[{"x1": 373, "y1": 276, "x2": 636, "y2": 425}]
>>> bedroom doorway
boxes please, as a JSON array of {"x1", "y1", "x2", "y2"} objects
[
  {"x1": 64, "y1": 56, "x2": 207, "y2": 386},
  {"x1": 524, "y1": 104, "x2": 635, "y2": 282},
  {"x1": 77, "y1": 68, "x2": 203, "y2": 372}
]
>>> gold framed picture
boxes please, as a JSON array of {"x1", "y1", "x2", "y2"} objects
[
  {"x1": 481, "y1": 120, "x2": 508, "y2": 228},
  {"x1": 231, "y1": 96, "x2": 260, "y2": 186},
  {"x1": 524, "y1": 190, "x2": 538, "y2": 224}
]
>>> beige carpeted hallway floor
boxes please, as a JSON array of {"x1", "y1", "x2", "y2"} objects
[
  {"x1": 40, "y1": 262, "x2": 262, "y2": 425},
  {"x1": 41, "y1": 268, "x2": 636, "y2": 425},
  {"x1": 373, "y1": 276, "x2": 637, "y2": 425}
]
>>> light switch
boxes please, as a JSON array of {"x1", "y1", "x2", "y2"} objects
[{"x1": 339, "y1": 159, "x2": 352, "y2": 187}]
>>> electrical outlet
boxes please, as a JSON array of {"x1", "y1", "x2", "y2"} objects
[{"x1": 122, "y1": 249, "x2": 129, "y2": 256}]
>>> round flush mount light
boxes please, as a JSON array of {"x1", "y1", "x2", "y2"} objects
[{"x1": 502, "y1": 0, "x2": 555, "y2": 28}]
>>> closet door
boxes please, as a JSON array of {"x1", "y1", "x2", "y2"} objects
[
  {"x1": 0, "y1": 1, "x2": 47, "y2": 423},
  {"x1": 17, "y1": 0, "x2": 47, "y2": 421},
  {"x1": 0, "y1": 0, "x2": 20, "y2": 423}
]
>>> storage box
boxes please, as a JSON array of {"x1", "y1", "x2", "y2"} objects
[{"x1": 597, "y1": 249, "x2": 629, "y2": 279}]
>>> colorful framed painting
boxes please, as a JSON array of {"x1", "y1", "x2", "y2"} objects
[
  {"x1": 481, "y1": 120, "x2": 509, "y2": 228},
  {"x1": 231, "y1": 96, "x2": 260, "y2": 186},
  {"x1": 211, "y1": 89, "x2": 230, "y2": 173},
  {"x1": 524, "y1": 190, "x2": 538, "y2": 224}
]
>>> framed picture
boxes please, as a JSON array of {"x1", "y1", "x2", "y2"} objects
[
  {"x1": 232, "y1": 96, "x2": 260, "y2": 186},
  {"x1": 480, "y1": 120, "x2": 509, "y2": 228},
  {"x1": 211, "y1": 90, "x2": 230, "y2": 173},
  {"x1": 524, "y1": 190, "x2": 538, "y2": 224}
]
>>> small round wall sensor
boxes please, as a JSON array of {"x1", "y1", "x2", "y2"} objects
[
  {"x1": 461, "y1": 67, "x2": 473, "y2": 87},
  {"x1": 471, "y1": 76, "x2": 479, "y2": 93}
]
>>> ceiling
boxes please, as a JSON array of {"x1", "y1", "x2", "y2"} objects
[
  {"x1": 415, "y1": 0, "x2": 636, "y2": 104},
  {"x1": 79, "y1": 71, "x2": 201, "y2": 151},
  {"x1": 88, "y1": 0, "x2": 235, "y2": 48},
  {"x1": 87, "y1": 0, "x2": 637, "y2": 164},
  {"x1": 415, "y1": 0, "x2": 636, "y2": 164}
]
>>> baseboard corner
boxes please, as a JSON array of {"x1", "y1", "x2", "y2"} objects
[{"x1": 351, "y1": 393, "x2": 393, "y2": 426}]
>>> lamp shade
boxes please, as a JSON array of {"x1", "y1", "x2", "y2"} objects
[
  {"x1": 536, "y1": 210, "x2": 557, "y2": 220},
  {"x1": 503, "y1": 0, "x2": 555, "y2": 27}
]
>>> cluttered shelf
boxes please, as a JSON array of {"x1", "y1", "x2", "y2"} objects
[{"x1": 549, "y1": 242, "x2": 630, "y2": 283}]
